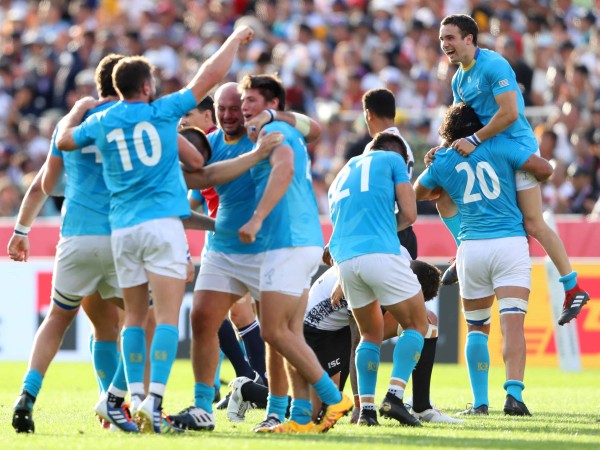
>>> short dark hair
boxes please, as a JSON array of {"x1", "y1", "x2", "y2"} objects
[
  {"x1": 239, "y1": 74, "x2": 286, "y2": 110},
  {"x1": 179, "y1": 126, "x2": 211, "y2": 162},
  {"x1": 410, "y1": 259, "x2": 442, "y2": 302},
  {"x1": 112, "y1": 56, "x2": 153, "y2": 99},
  {"x1": 371, "y1": 132, "x2": 408, "y2": 163},
  {"x1": 197, "y1": 95, "x2": 215, "y2": 122},
  {"x1": 362, "y1": 88, "x2": 396, "y2": 120},
  {"x1": 95, "y1": 53, "x2": 125, "y2": 97},
  {"x1": 439, "y1": 102, "x2": 483, "y2": 144},
  {"x1": 441, "y1": 14, "x2": 479, "y2": 46}
]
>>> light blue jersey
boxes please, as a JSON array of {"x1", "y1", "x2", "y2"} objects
[
  {"x1": 51, "y1": 102, "x2": 117, "y2": 237},
  {"x1": 72, "y1": 88, "x2": 196, "y2": 230},
  {"x1": 250, "y1": 122, "x2": 323, "y2": 250},
  {"x1": 328, "y1": 151, "x2": 409, "y2": 264},
  {"x1": 419, "y1": 136, "x2": 530, "y2": 240},
  {"x1": 452, "y1": 48, "x2": 538, "y2": 153},
  {"x1": 206, "y1": 129, "x2": 264, "y2": 254}
]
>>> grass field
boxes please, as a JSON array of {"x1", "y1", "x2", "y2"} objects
[{"x1": 1, "y1": 360, "x2": 599, "y2": 450}]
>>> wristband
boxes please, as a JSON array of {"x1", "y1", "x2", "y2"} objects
[
  {"x1": 464, "y1": 133, "x2": 481, "y2": 147},
  {"x1": 266, "y1": 109, "x2": 276, "y2": 124},
  {"x1": 353, "y1": 394, "x2": 361, "y2": 408},
  {"x1": 292, "y1": 112, "x2": 311, "y2": 137},
  {"x1": 14, "y1": 223, "x2": 31, "y2": 236}
]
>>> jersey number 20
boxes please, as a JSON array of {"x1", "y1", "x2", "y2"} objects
[{"x1": 455, "y1": 161, "x2": 500, "y2": 203}]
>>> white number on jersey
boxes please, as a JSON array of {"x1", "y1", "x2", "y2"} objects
[
  {"x1": 81, "y1": 145, "x2": 102, "y2": 163},
  {"x1": 330, "y1": 155, "x2": 372, "y2": 205},
  {"x1": 455, "y1": 161, "x2": 501, "y2": 204},
  {"x1": 106, "y1": 121, "x2": 162, "y2": 172}
]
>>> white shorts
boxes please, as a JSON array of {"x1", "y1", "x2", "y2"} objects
[
  {"x1": 53, "y1": 235, "x2": 121, "y2": 300},
  {"x1": 515, "y1": 149, "x2": 540, "y2": 191},
  {"x1": 259, "y1": 246, "x2": 322, "y2": 297},
  {"x1": 111, "y1": 217, "x2": 188, "y2": 288},
  {"x1": 457, "y1": 236, "x2": 531, "y2": 299},
  {"x1": 195, "y1": 250, "x2": 263, "y2": 300},
  {"x1": 337, "y1": 253, "x2": 421, "y2": 310}
]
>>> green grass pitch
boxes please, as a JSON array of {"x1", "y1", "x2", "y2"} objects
[{"x1": 1, "y1": 361, "x2": 599, "y2": 449}]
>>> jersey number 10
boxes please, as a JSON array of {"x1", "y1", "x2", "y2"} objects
[{"x1": 106, "y1": 122, "x2": 162, "y2": 171}]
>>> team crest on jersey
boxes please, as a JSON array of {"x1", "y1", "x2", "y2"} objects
[{"x1": 498, "y1": 79, "x2": 509, "y2": 88}]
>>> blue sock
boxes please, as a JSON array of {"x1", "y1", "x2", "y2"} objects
[
  {"x1": 121, "y1": 326, "x2": 146, "y2": 385},
  {"x1": 356, "y1": 341, "x2": 380, "y2": 397},
  {"x1": 465, "y1": 332, "x2": 490, "y2": 408},
  {"x1": 218, "y1": 320, "x2": 255, "y2": 379},
  {"x1": 312, "y1": 372, "x2": 342, "y2": 406},
  {"x1": 111, "y1": 356, "x2": 128, "y2": 392},
  {"x1": 150, "y1": 324, "x2": 178, "y2": 385},
  {"x1": 22, "y1": 369, "x2": 43, "y2": 399},
  {"x1": 266, "y1": 393, "x2": 289, "y2": 421},
  {"x1": 391, "y1": 330, "x2": 424, "y2": 383},
  {"x1": 194, "y1": 382, "x2": 214, "y2": 413},
  {"x1": 441, "y1": 213, "x2": 462, "y2": 247},
  {"x1": 504, "y1": 380, "x2": 525, "y2": 402},
  {"x1": 238, "y1": 321, "x2": 267, "y2": 384},
  {"x1": 559, "y1": 271, "x2": 577, "y2": 292},
  {"x1": 290, "y1": 398, "x2": 313, "y2": 425},
  {"x1": 213, "y1": 350, "x2": 224, "y2": 390},
  {"x1": 93, "y1": 341, "x2": 119, "y2": 393}
]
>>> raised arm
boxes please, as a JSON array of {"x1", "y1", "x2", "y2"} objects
[
  {"x1": 186, "y1": 26, "x2": 254, "y2": 103},
  {"x1": 55, "y1": 97, "x2": 105, "y2": 151},
  {"x1": 183, "y1": 131, "x2": 283, "y2": 190},
  {"x1": 246, "y1": 109, "x2": 322, "y2": 143}
]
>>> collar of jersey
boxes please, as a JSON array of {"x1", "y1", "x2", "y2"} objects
[
  {"x1": 224, "y1": 135, "x2": 243, "y2": 145},
  {"x1": 462, "y1": 47, "x2": 480, "y2": 72}
]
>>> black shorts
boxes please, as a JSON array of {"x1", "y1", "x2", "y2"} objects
[
  {"x1": 304, "y1": 324, "x2": 351, "y2": 391},
  {"x1": 398, "y1": 226, "x2": 417, "y2": 260}
]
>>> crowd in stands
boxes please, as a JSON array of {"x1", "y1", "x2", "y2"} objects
[{"x1": 0, "y1": 0, "x2": 599, "y2": 218}]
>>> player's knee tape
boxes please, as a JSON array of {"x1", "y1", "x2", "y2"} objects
[
  {"x1": 52, "y1": 288, "x2": 83, "y2": 310},
  {"x1": 498, "y1": 297, "x2": 528, "y2": 315},
  {"x1": 397, "y1": 323, "x2": 438, "y2": 339},
  {"x1": 463, "y1": 307, "x2": 492, "y2": 326}
]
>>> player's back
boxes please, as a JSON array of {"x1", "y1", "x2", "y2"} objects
[
  {"x1": 205, "y1": 129, "x2": 264, "y2": 254},
  {"x1": 251, "y1": 122, "x2": 323, "y2": 250},
  {"x1": 328, "y1": 150, "x2": 409, "y2": 263},
  {"x1": 452, "y1": 48, "x2": 537, "y2": 150},
  {"x1": 78, "y1": 90, "x2": 196, "y2": 229},
  {"x1": 428, "y1": 137, "x2": 529, "y2": 240},
  {"x1": 54, "y1": 102, "x2": 116, "y2": 237}
]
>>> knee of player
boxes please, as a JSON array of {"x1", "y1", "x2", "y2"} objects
[
  {"x1": 259, "y1": 325, "x2": 285, "y2": 347},
  {"x1": 522, "y1": 215, "x2": 547, "y2": 238}
]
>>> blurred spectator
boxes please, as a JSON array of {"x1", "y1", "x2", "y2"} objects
[
  {"x1": 566, "y1": 164, "x2": 597, "y2": 214},
  {"x1": 0, "y1": 1, "x2": 599, "y2": 217}
]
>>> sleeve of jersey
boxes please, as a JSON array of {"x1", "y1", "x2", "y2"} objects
[
  {"x1": 50, "y1": 126, "x2": 63, "y2": 159},
  {"x1": 264, "y1": 122, "x2": 293, "y2": 147},
  {"x1": 418, "y1": 166, "x2": 439, "y2": 190},
  {"x1": 157, "y1": 88, "x2": 198, "y2": 119},
  {"x1": 489, "y1": 59, "x2": 519, "y2": 97},
  {"x1": 451, "y1": 77, "x2": 460, "y2": 104},
  {"x1": 390, "y1": 153, "x2": 410, "y2": 184},
  {"x1": 189, "y1": 189, "x2": 204, "y2": 202},
  {"x1": 72, "y1": 115, "x2": 99, "y2": 149}
]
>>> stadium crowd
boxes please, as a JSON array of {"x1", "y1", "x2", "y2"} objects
[{"x1": 0, "y1": 0, "x2": 599, "y2": 218}]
